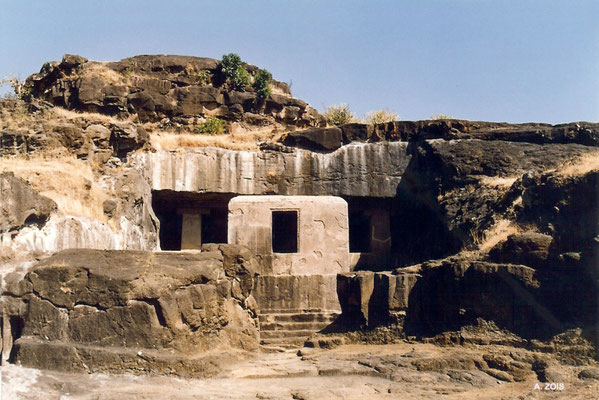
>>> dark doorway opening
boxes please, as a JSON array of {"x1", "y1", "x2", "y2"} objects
[
  {"x1": 349, "y1": 213, "x2": 371, "y2": 253},
  {"x1": 272, "y1": 210, "x2": 298, "y2": 253},
  {"x1": 157, "y1": 211, "x2": 182, "y2": 250},
  {"x1": 152, "y1": 190, "x2": 235, "y2": 251},
  {"x1": 202, "y1": 207, "x2": 229, "y2": 244}
]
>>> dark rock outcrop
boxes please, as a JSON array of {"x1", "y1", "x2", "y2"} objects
[
  {"x1": 1, "y1": 247, "x2": 260, "y2": 375},
  {"x1": 25, "y1": 54, "x2": 325, "y2": 127},
  {"x1": 0, "y1": 99, "x2": 149, "y2": 161},
  {"x1": 282, "y1": 127, "x2": 343, "y2": 152},
  {"x1": 0, "y1": 172, "x2": 56, "y2": 233},
  {"x1": 389, "y1": 139, "x2": 598, "y2": 266},
  {"x1": 337, "y1": 120, "x2": 599, "y2": 147},
  {"x1": 404, "y1": 260, "x2": 553, "y2": 339},
  {"x1": 336, "y1": 270, "x2": 419, "y2": 328},
  {"x1": 335, "y1": 255, "x2": 595, "y2": 344},
  {"x1": 488, "y1": 232, "x2": 553, "y2": 267}
]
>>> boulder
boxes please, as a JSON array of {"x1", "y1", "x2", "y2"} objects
[
  {"x1": 282, "y1": 127, "x2": 343, "y2": 152},
  {"x1": 579, "y1": 367, "x2": 599, "y2": 380},
  {"x1": 127, "y1": 90, "x2": 175, "y2": 121},
  {"x1": 53, "y1": 123, "x2": 87, "y2": 150},
  {"x1": 340, "y1": 123, "x2": 376, "y2": 143},
  {"x1": 488, "y1": 232, "x2": 553, "y2": 268},
  {"x1": 60, "y1": 54, "x2": 88, "y2": 69},
  {"x1": 109, "y1": 123, "x2": 148, "y2": 158},
  {"x1": 0, "y1": 172, "x2": 57, "y2": 233}
]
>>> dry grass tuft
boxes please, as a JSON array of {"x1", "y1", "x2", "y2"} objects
[
  {"x1": 0, "y1": 154, "x2": 109, "y2": 221},
  {"x1": 52, "y1": 107, "x2": 136, "y2": 124},
  {"x1": 555, "y1": 151, "x2": 599, "y2": 178},
  {"x1": 85, "y1": 63, "x2": 128, "y2": 85},
  {"x1": 150, "y1": 125, "x2": 280, "y2": 151},
  {"x1": 478, "y1": 176, "x2": 518, "y2": 188},
  {"x1": 475, "y1": 219, "x2": 523, "y2": 253},
  {"x1": 270, "y1": 84, "x2": 291, "y2": 97}
]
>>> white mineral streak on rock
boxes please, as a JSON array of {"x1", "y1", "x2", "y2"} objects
[
  {"x1": 5, "y1": 215, "x2": 121, "y2": 253},
  {"x1": 135, "y1": 141, "x2": 410, "y2": 197}
]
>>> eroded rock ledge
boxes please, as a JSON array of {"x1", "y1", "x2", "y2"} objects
[{"x1": 1, "y1": 246, "x2": 260, "y2": 376}]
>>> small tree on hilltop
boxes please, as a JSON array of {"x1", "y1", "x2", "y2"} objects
[
  {"x1": 253, "y1": 69, "x2": 272, "y2": 100},
  {"x1": 1, "y1": 76, "x2": 29, "y2": 100},
  {"x1": 323, "y1": 103, "x2": 357, "y2": 126},
  {"x1": 220, "y1": 53, "x2": 250, "y2": 91}
]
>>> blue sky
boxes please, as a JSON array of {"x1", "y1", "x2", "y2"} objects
[{"x1": 1, "y1": 1, "x2": 598, "y2": 123}]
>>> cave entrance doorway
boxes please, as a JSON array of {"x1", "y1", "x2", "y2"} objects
[
  {"x1": 152, "y1": 190, "x2": 236, "y2": 251},
  {"x1": 345, "y1": 196, "x2": 394, "y2": 270}
]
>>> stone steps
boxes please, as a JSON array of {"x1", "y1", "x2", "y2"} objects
[
  {"x1": 260, "y1": 336, "x2": 312, "y2": 346},
  {"x1": 259, "y1": 312, "x2": 339, "y2": 324},
  {"x1": 259, "y1": 321, "x2": 332, "y2": 332},
  {"x1": 258, "y1": 310, "x2": 340, "y2": 350},
  {"x1": 260, "y1": 329, "x2": 321, "y2": 339}
]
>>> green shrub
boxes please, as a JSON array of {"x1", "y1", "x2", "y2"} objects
[
  {"x1": 220, "y1": 53, "x2": 250, "y2": 91},
  {"x1": 234, "y1": 65, "x2": 251, "y2": 90},
  {"x1": 364, "y1": 109, "x2": 399, "y2": 125},
  {"x1": 194, "y1": 70, "x2": 211, "y2": 84},
  {"x1": 195, "y1": 117, "x2": 226, "y2": 135},
  {"x1": 253, "y1": 69, "x2": 272, "y2": 99},
  {"x1": 323, "y1": 103, "x2": 357, "y2": 126},
  {"x1": 220, "y1": 53, "x2": 241, "y2": 77}
]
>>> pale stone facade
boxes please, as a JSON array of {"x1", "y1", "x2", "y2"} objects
[{"x1": 228, "y1": 195, "x2": 350, "y2": 275}]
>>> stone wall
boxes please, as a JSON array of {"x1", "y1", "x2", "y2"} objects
[
  {"x1": 228, "y1": 196, "x2": 349, "y2": 275},
  {"x1": 254, "y1": 275, "x2": 341, "y2": 312}
]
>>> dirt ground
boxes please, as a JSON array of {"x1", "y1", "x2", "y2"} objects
[{"x1": 2, "y1": 342, "x2": 598, "y2": 399}]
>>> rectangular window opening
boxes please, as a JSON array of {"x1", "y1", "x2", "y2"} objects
[{"x1": 272, "y1": 210, "x2": 298, "y2": 253}]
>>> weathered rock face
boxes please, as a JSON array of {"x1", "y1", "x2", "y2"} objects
[
  {"x1": 336, "y1": 270, "x2": 419, "y2": 328},
  {"x1": 1, "y1": 247, "x2": 260, "y2": 375},
  {"x1": 0, "y1": 99, "x2": 149, "y2": 162},
  {"x1": 254, "y1": 275, "x2": 341, "y2": 313},
  {"x1": 139, "y1": 142, "x2": 410, "y2": 197},
  {"x1": 0, "y1": 172, "x2": 56, "y2": 234},
  {"x1": 282, "y1": 127, "x2": 343, "y2": 152},
  {"x1": 520, "y1": 170, "x2": 599, "y2": 257},
  {"x1": 25, "y1": 54, "x2": 324, "y2": 128},
  {"x1": 0, "y1": 165, "x2": 158, "y2": 254},
  {"x1": 335, "y1": 252, "x2": 597, "y2": 351},
  {"x1": 391, "y1": 139, "x2": 599, "y2": 265},
  {"x1": 4, "y1": 215, "x2": 121, "y2": 253},
  {"x1": 100, "y1": 166, "x2": 159, "y2": 251},
  {"x1": 488, "y1": 232, "x2": 553, "y2": 267},
  {"x1": 404, "y1": 260, "x2": 551, "y2": 339},
  {"x1": 337, "y1": 120, "x2": 599, "y2": 147}
]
